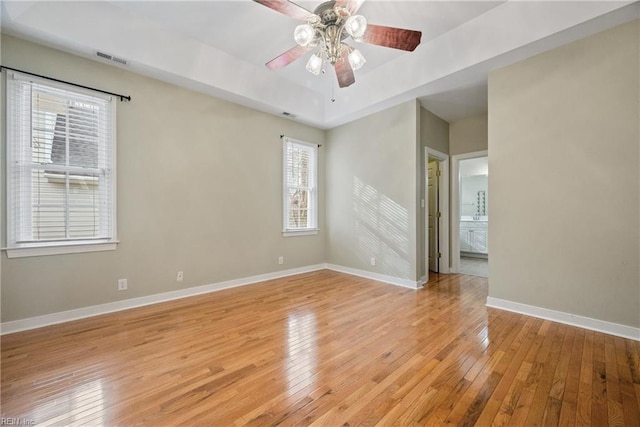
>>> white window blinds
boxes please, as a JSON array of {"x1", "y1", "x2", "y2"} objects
[
  {"x1": 283, "y1": 137, "x2": 318, "y2": 233},
  {"x1": 6, "y1": 72, "x2": 116, "y2": 249}
]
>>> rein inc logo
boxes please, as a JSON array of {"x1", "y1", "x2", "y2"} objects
[{"x1": 0, "y1": 415, "x2": 35, "y2": 426}]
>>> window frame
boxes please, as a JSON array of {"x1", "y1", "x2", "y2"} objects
[
  {"x1": 4, "y1": 72, "x2": 118, "y2": 258},
  {"x1": 282, "y1": 137, "x2": 318, "y2": 236}
]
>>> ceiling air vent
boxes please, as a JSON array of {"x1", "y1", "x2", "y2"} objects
[
  {"x1": 111, "y1": 56, "x2": 127, "y2": 65},
  {"x1": 96, "y1": 51, "x2": 128, "y2": 66}
]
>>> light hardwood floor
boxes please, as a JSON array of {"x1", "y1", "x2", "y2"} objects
[{"x1": 1, "y1": 270, "x2": 639, "y2": 426}]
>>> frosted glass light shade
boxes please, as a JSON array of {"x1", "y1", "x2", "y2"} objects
[
  {"x1": 348, "y1": 49, "x2": 366, "y2": 71},
  {"x1": 294, "y1": 24, "x2": 315, "y2": 47},
  {"x1": 344, "y1": 15, "x2": 367, "y2": 39},
  {"x1": 306, "y1": 53, "x2": 323, "y2": 75}
]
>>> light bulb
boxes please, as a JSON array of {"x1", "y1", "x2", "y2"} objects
[
  {"x1": 348, "y1": 49, "x2": 366, "y2": 71},
  {"x1": 344, "y1": 15, "x2": 367, "y2": 39},
  {"x1": 294, "y1": 24, "x2": 315, "y2": 47},
  {"x1": 306, "y1": 53, "x2": 323, "y2": 75}
]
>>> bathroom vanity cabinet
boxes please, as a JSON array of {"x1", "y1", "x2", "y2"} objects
[{"x1": 460, "y1": 220, "x2": 488, "y2": 255}]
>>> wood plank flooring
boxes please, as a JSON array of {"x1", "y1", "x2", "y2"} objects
[{"x1": 1, "y1": 270, "x2": 639, "y2": 426}]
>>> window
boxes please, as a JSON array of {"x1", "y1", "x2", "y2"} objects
[
  {"x1": 5, "y1": 72, "x2": 117, "y2": 257},
  {"x1": 283, "y1": 137, "x2": 318, "y2": 235}
]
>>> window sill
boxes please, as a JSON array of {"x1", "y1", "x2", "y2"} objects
[
  {"x1": 4, "y1": 241, "x2": 118, "y2": 258},
  {"x1": 282, "y1": 229, "x2": 319, "y2": 237}
]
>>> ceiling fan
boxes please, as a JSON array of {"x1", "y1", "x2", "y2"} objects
[{"x1": 254, "y1": 0, "x2": 422, "y2": 88}]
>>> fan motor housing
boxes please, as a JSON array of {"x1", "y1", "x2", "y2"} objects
[
  {"x1": 315, "y1": 1, "x2": 338, "y2": 22},
  {"x1": 314, "y1": 1, "x2": 350, "y2": 44}
]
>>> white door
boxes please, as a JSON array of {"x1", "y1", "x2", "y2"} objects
[{"x1": 428, "y1": 160, "x2": 439, "y2": 272}]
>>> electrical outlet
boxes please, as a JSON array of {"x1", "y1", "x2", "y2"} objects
[
  {"x1": 370, "y1": 257, "x2": 376, "y2": 266},
  {"x1": 118, "y1": 278, "x2": 128, "y2": 291},
  {"x1": 176, "y1": 271, "x2": 184, "y2": 282},
  {"x1": 278, "y1": 256, "x2": 284, "y2": 265}
]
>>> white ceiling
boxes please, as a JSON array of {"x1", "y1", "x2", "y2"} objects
[{"x1": 1, "y1": 1, "x2": 638, "y2": 128}]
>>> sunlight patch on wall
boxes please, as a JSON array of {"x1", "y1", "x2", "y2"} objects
[{"x1": 353, "y1": 176, "x2": 410, "y2": 279}]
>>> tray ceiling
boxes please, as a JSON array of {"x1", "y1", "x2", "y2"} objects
[{"x1": 1, "y1": 1, "x2": 637, "y2": 128}]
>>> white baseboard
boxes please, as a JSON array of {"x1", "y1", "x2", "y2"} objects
[
  {"x1": 486, "y1": 297, "x2": 640, "y2": 342},
  {"x1": 326, "y1": 264, "x2": 422, "y2": 289},
  {"x1": 5, "y1": 267, "x2": 636, "y2": 342},
  {"x1": 0, "y1": 264, "x2": 327, "y2": 335},
  {"x1": 1, "y1": 263, "x2": 424, "y2": 335}
]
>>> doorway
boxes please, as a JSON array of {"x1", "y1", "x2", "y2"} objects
[
  {"x1": 428, "y1": 159, "x2": 440, "y2": 273},
  {"x1": 451, "y1": 151, "x2": 488, "y2": 276},
  {"x1": 424, "y1": 147, "x2": 449, "y2": 282}
]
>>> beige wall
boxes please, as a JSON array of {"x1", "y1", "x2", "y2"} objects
[
  {"x1": 450, "y1": 114, "x2": 488, "y2": 155},
  {"x1": 421, "y1": 108, "x2": 450, "y2": 155},
  {"x1": 1, "y1": 35, "x2": 326, "y2": 322},
  {"x1": 326, "y1": 100, "x2": 420, "y2": 282},
  {"x1": 488, "y1": 20, "x2": 640, "y2": 328}
]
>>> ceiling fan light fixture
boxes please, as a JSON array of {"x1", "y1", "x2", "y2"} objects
[
  {"x1": 348, "y1": 48, "x2": 366, "y2": 71},
  {"x1": 306, "y1": 53, "x2": 323, "y2": 75},
  {"x1": 344, "y1": 15, "x2": 367, "y2": 39},
  {"x1": 254, "y1": 0, "x2": 422, "y2": 89},
  {"x1": 294, "y1": 24, "x2": 316, "y2": 47}
]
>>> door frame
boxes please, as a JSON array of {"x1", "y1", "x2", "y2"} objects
[
  {"x1": 425, "y1": 147, "x2": 450, "y2": 281},
  {"x1": 451, "y1": 150, "x2": 488, "y2": 273}
]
